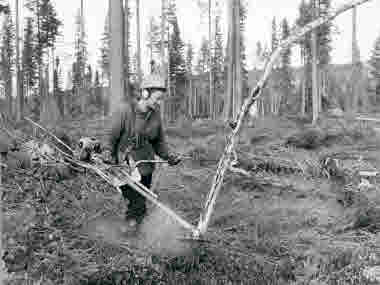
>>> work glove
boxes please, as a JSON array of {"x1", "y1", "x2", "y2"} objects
[{"x1": 167, "y1": 153, "x2": 181, "y2": 166}]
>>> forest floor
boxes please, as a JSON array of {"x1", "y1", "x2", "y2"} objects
[{"x1": 2, "y1": 113, "x2": 380, "y2": 284}]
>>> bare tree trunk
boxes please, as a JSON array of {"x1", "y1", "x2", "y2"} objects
[
  {"x1": 233, "y1": 0, "x2": 242, "y2": 121},
  {"x1": 300, "y1": 52, "x2": 306, "y2": 116},
  {"x1": 311, "y1": 0, "x2": 319, "y2": 124},
  {"x1": 124, "y1": 0, "x2": 130, "y2": 98},
  {"x1": 208, "y1": 0, "x2": 214, "y2": 119},
  {"x1": 351, "y1": 6, "x2": 360, "y2": 114},
  {"x1": 195, "y1": 87, "x2": 198, "y2": 118},
  {"x1": 136, "y1": 0, "x2": 142, "y2": 89},
  {"x1": 167, "y1": 23, "x2": 171, "y2": 113},
  {"x1": 15, "y1": 0, "x2": 23, "y2": 122},
  {"x1": 109, "y1": 0, "x2": 125, "y2": 113},
  {"x1": 188, "y1": 78, "x2": 193, "y2": 118},
  {"x1": 223, "y1": 0, "x2": 234, "y2": 121},
  {"x1": 160, "y1": 0, "x2": 166, "y2": 121}
]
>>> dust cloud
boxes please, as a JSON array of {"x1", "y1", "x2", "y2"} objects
[{"x1": 137, "y1": 206, "x2": 192, "y2": 256}]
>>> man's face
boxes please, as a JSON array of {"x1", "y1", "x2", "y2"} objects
[{"x1": 146, "y1": 89, "x2": 165, "y2": 110}]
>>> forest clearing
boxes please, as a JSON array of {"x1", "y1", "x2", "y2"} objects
[
  {"x1": 2, "y1": 0, "x2": 380, "y2": 284},
  {"x1": 1, "y1": 113, "x2": 380, "y2": 284}
]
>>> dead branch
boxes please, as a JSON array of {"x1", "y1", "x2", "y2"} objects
[{"x1": 196, "y1": 0, "x2": 374, "y2": 237}]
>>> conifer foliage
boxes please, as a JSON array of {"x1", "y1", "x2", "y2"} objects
[{"x1": 369, "y1": 32, "x2": 380, "y2": 96}]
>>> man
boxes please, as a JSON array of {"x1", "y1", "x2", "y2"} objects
[{"x1": 108, "y1": 72, "x2": 181, "y2": 228}]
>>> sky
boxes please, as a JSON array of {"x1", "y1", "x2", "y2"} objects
[{"x1": 4, "y1": 0, "x2": 380, "y2": 87}]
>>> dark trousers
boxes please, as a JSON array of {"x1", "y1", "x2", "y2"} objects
[{"x1": 120, "y1": 173, "x2": 152, "y2": 223}]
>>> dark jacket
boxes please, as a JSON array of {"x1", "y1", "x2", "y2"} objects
[{"x1": 108, "y1": 101, "x2": 170, "y2": 176}]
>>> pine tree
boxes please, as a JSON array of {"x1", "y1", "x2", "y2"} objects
[
  {"x1": 212, "y1": 13, "x2": 224, "y2": 117},
  {"x1": 53, "y1": 56, "x2": 62, "y2": 93},
  {"x1": 213, "y1": 14, "x2": 224, "y2": 94},
  {"x1": 296, "y1": 0, "x2": 332, "y2": 114},
  {"x1": 0, "y1": 8, "x2": 15, "y2": 117},
  {"x1": 168, "y1": 3, "x2": 186, "y2": 95},
  {"x1": 86, "y1": 64, "x2": 92, "y2": 88},
  {"x1": 239, "y1": 0, "x2": 248, "y2": 85},
  {"x1": 297, "y1": 0, "x2": 313, "y2": 114},
  {"x1": 196, "y1": 37, "x2": 209, "y2": 75},
  {"x1": 166, "y1": 0, "x2": 186, "y2": 120},
  {"x1": 279, "y1": 18, "x2": 293, "y2": 113},
  {"x1": 317, "y1": 0, "x2": 332, "y2": 67},
  {"x1": 25, "y1": 0, "x2": 62, "y2": 100},
  {"x1": 22, "y1": 17, "x2": 37, "y2": 95},
  {"x1": 72, "y1": 8, "x2": 87, "y2": 94},
  {"x1": 369, "y1": 32, "x2": 380, "y2": 96},
  {"x1": 99, "y1": 11, "x2": 110, "y2": 85},
  {"x1": 185, "y1": 43, "x2": 194, "y2": 75},
  {"x1": 94, "y1": 70, "x2": 100, "y2": 87},
  {"x1": 146, "y1": 16, "x2": 161, "y2": 67},
  {"x1": 271, "y1": 16, "x2": 281, "y2": 70},
  {"x1": 271, "y1": 17, "x2": 278, "y2": 54}
]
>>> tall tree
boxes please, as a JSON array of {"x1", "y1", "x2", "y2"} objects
[
  {"x1": 72, "y1": 5, "x2": 87, "y2": 96},
  {"x1": 146, "y1": 16, "x2": 161, "y2": 64},
  {"x1": 224, "y1": 0, "x2": 242, "y2": 121},
  {"x1": 297, "y1": 0, "x2": 313, "y2": 115},
  {"x1": 369, "y1": 32, "x2": 380, "y2": 97},
  {"x1": 53, "y1": 56, "x2": 62, "y2": 93},
  {"x1": 22, "y1": 17, "x2": 37, "y2": 98},
  {"x1": 109, "y1": 0, "x2": 125, "y2": 112},
  {"x1": 279, "y1": 18, "x2": 293, "y2": 113},
  {"x1": 311, "y1": 0, "x2": 318, "y2": 124},
  {"x1": 167, "y1": 0, "x2": 186, "y2": 119},
  {"x1": 15, "y1": 0, "x2": 23, "y2": 121},
  {"x1": 124, "y1": 0, "x2": 130, "y2": 96},
  {"x1": 208, "y1": 0, "x2": 214, "y2": 119},
  {"x1": 25, "y1": 0, "x2": 62, "y2": 119},
  {"x1": 212, "y1": 13, "x2": 224, "y2": 117},
  {"x1": 297, "y1": 0, "x2": 332, "y2": 117},
  {"x1": 94, "y1": 70, "x2": 100, "y2": 87},
  {"x1": 185, "y1": 43, "x2": 194, "y2": 75},
  {"x1": 168, "y1": 2, "x2": 186, "y2": 90},
  {"x1": 271, "y1": 17, "x2": 278, "y2": 53},
  {"x1": 239, "y1": 0, "x2": 248, "y2": 89},
  {"x1": 196, "y1": 37, "x2": 209, "y2": 75},
  {"x1": 136, "y1": 0, "x2": 142, "y2": 87},
  {"x1": 0, "y1": 8, "x2": 15, "y2": 117},
  {"x1": 99, "y1": 13, "x2": 110, "y2": 85}
]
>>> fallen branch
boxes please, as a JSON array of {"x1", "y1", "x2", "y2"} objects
[
  {"x1": 196, "y1": 0, "x2": 374, "y2": 237},
  {"x1": 24, "y1": 117, "x2": 75, "y2": 154}
]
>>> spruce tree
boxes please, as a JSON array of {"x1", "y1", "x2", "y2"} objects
[
  {"x1": 166, "y1": 0, "x2": 186, "y2": 120},
  {"x1": 53, "y1": 56, "x2": 62, "y2": 93},
  {"x1": 239, "y1": 0, "x2": 248, "y2": 88},
  {"x1": 369, "y1": 32, "x2": 380, "y2": 96},
  {"x1": 94, "y1": 70, "x2": 100, "y2": 87},
  {"x1": 22, "y1": 17, "x2": 37, "y2": 93},
  {"x1": 146, "y1": 16, "x2": 161, "y2": 63},
  {"x1": 196, "y1": 37, "x2": 209, "y2": 75},
  {"x1": 99, "y1": 13, "x2": 110, "y2": 85},
  {"x1": 317, "y1": 0, "x2": 332, "y2": 67},
  {"x1": 186, "y1": 43, "x2": 194, "y2": 75},
  {"x1": 72, "y1": 8, "x2": 87, "y2": 95},
  {"x1": 25, "y1": 0, "x2": 62, "y2": 99},
  {"x1": 213, "y1": 14, "x2": 224, "y2": 94},
  {"x1": 168, "y1": 15, "x2": 186, "y2": 96},
  {"x1": 279, "y1": 18, "x2": 293, "y2": 113},
  {"x1": 0, "y1": 9, "x2": 15, "y2": 116}
]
